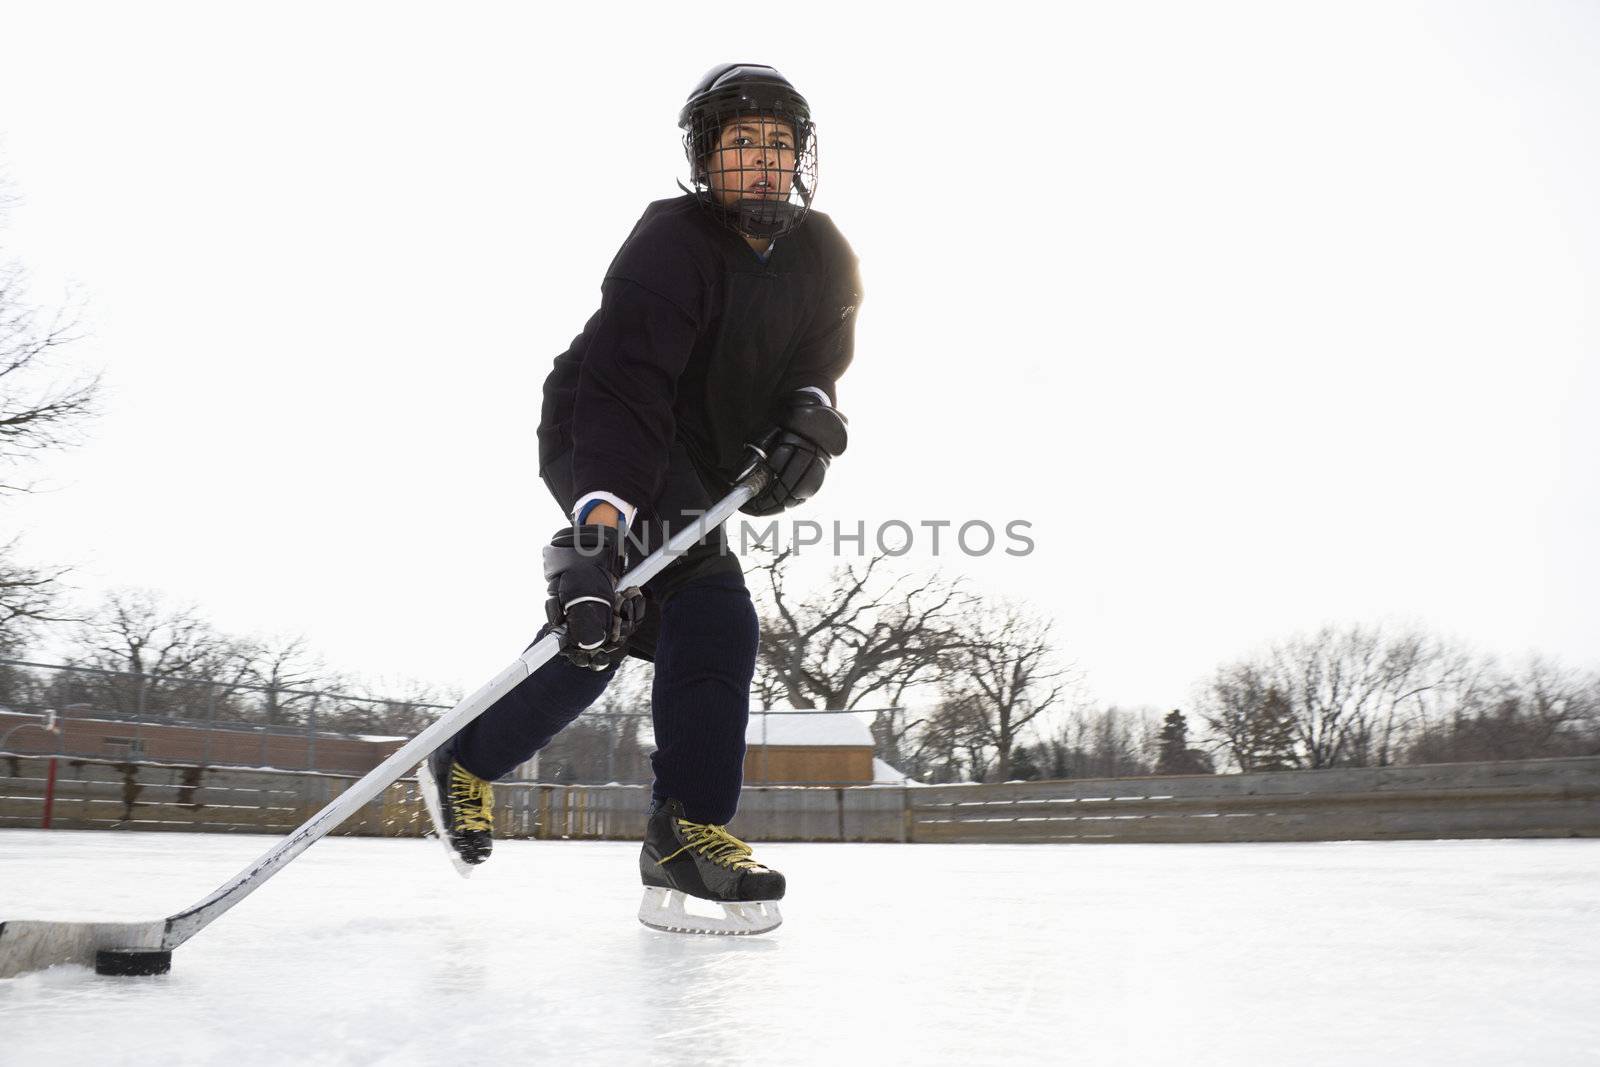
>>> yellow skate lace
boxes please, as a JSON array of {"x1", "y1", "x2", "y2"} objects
[
  {"x1": 447, "y1": 762, "x2": 494, "y2": 833},
  {"x1": 659, "y1": 820, "x2": 766, "y2": 872}
]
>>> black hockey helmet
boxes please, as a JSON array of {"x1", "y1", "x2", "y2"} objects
[{"x1": 678, "y1": 63, "x2": 817, "y2": 240}]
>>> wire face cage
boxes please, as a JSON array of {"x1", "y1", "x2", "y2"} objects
[{"x1": 679, "y1": 67, "x2": 818, "y2": 240}]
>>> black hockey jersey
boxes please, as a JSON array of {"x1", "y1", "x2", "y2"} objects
[{"x1": 538, "y1": 194, "x2": 861, "y2": 510}]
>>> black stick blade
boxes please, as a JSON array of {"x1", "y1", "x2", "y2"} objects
[{"x1": 95, "y1": 949, "x2": 172, "y2": 977}]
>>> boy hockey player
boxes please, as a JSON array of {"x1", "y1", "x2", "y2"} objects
[{"x1": 422, "y1": 63, "x2": 860, "y2": 935}]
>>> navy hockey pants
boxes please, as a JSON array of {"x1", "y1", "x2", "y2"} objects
[{"x1": 449, "y1": 442, "x2": 758, "y2": 826}]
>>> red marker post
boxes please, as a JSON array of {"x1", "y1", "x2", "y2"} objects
[
  {"x1": 41, "y1": 758, "x2": 59, "y2": 829},
  {"x1": 40, "y1": 710, "x2": 62, "y2": 829}
]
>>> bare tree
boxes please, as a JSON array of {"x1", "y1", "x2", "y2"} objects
[
  {"x1": 868, "y1": 705, "x2": 926, "y2": 778},
  {"x1": 1196, "y1": 665, "x2": 1302, "y2": 771},
  {"x1": 1408, "y1": 656, "x2": 1599, "y2": 763},
  {"x1": 938, "y1": 601, "x2": 1072, "y2": 781},
  {"x1": 1198, "y1": 662, "x2": 1271, "y2": 771},
  {"x1": 0, "y1": 539, "x2": 74, "y2": 651},
  {"x1": 1044, "y1": 706, "x2": 1157, "y2": 779},
  {"x1": 0, "y1": 171, "x2": 101, "y2": 648},
  {"x1": 0, "y1": 173, "x2": 100, "y2": 494},
  {"x1": 1197, "y1": 625, "x2": 1464, "y2": 770},
  {"x1": 750, "y1": 548, "x2": 970, "y2": 711},
  {"x1": 912, "y1": 699, "x2": 973, "y2": 783},
  {"x1": 1509, "y1": 657, "x2": 1599, "y2": 754},
  {"x1": 1275, "y1": 625, "x2": 1468, "y2": 767},
  {"x1": 61, "y1": 590, "x2": 243, "y2": 718},
  {"x1": 933, "y1": 690, "x2": 996, "y2": 783},
  {"x1": 241, "y1": 635, "x2": 326, "y2": 726},
  {"x1": 324, "y1": 678, "x2": 452, "y2": 737},
  {"x1": 0, "y1": 655, "x2": 45, "y2": 710}
]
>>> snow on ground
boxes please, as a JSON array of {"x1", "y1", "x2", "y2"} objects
[{"x1": 1, "y1": 830, "x2": 1597, "y2": 1066}]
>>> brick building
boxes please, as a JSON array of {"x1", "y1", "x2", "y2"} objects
[{"x1": 0, "y1": 707, "x2": 403, "y2": 775}]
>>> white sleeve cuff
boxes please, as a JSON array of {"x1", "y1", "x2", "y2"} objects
[
  {"x1": 796, "y1": 386, "x2": 833, "y2": 407},
  {"x1": 572, "y1": 491, "x2": 638, "y2": 528}
]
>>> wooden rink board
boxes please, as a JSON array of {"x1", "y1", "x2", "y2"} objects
[
  {"x1": 2, "y1": 754, "x2": 1597, "y2": 844},
  {"x1": 908, "y1": 757, "x2": 1600, "y2": 843}
]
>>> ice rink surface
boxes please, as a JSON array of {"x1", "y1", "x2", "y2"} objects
[{"x1": 1, "y1": 831, "x2": 1597, "y2": 1066}]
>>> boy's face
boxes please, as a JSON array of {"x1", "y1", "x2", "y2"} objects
[{"x1": 705, "y1": 116, "x2": 798, "y2": 207}]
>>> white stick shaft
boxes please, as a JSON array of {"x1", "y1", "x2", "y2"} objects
[{"x1": 163, "y1": 479, "x2": 760, "y2": 948}]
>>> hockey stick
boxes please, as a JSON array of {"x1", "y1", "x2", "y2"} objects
[{"x1": 0, "y1": 468, "x2": 767, "y2": 979}]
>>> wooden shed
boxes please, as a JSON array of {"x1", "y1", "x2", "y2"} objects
[{"x1": 743, "y1": 711, "x2": 878, "y2": 786}]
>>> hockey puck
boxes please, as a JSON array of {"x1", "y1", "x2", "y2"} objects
[{"x1": 95, "y1": 949, "x2": 172, "y2": 977}]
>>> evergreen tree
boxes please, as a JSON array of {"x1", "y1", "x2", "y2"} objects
[
  {"x1": 1155, "y1": 709, "x2": 1215, "y2": 775},
  {"x1": 1008, "y1": 743, "x2": 1043, "y2": 781},
  {"x1": 1247, "y1": 688, "x2": 1300, "y2": 771},
  {"x1": 1155, "y1": 710, "x2": 1187, "y2": 773}
]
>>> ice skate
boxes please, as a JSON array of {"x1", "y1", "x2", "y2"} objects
[
  {"x1": 417, "y1": 747, "x2": 495, "y2": 878},
  {"x1": 637, "y1": 799, "x2": 784, "y2": 935}
]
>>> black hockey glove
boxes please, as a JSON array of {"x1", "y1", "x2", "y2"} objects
[
  {"x1": 543, "y1": 524, "x2": 645, "y2": 671},
  {"x1": 741, "y1": 392, "x2": 850, "y2": 517}
]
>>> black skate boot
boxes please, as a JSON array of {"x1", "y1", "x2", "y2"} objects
[
  {"x1": 637, "y1": 799, "x2": 784, "y2": 935},
  {"x1": 417, "y1": 746, "x2": 494, "y2": 877}
]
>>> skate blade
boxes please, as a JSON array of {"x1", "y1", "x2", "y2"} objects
[
  {"x1": 0, "y1": 919, "x2": 167, "y2": 980},
  {"x1": 636, "y1": 887, "x2": 783, "y2": 936},
  {"x1": 415, "y1": 761, "x2": 476, "y2": 880}
]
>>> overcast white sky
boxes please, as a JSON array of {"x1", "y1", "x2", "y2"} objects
[{"x1": 1, "y1": 1, "x2": 1596, "y2": 711}]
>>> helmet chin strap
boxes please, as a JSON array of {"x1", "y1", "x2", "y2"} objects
[
  {"x1": 675, "y1": 180, "x2": 808, "y2": 241},
  {"x1": 731, "y1": 198, "x2": 802, "y2": 239}
]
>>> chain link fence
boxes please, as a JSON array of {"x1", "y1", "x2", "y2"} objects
[
  {"x1": 0, "y1": 657, "x2": 454, "y2": 774},
  {"x1": 0, "y1": 658, "x2": 884, "y2": 784}
]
